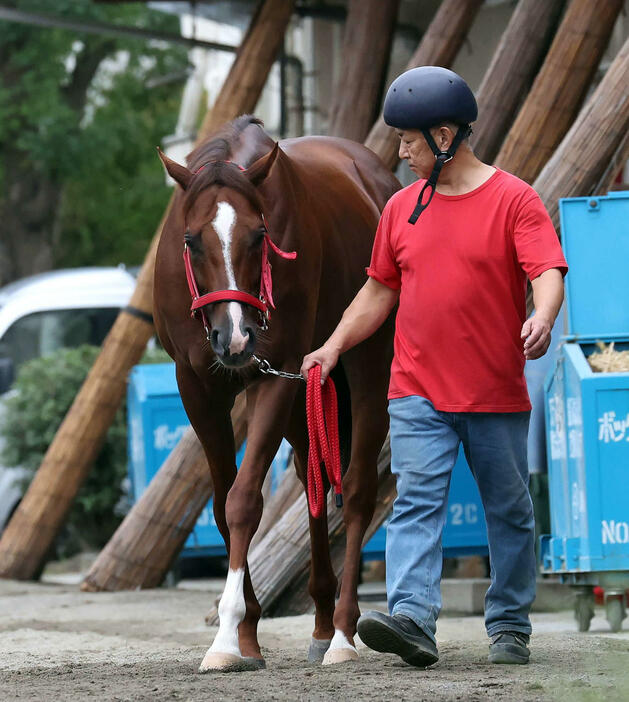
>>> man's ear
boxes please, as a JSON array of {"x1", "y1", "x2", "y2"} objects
[
  {"x1": 245, "y1": 142, "x2": 280, "y2": 186},
  {"x1": 156, "y1": 147, "x2": 193, "y2": 190},
  {"x1": 436, "y1": 125, "x2": 455, "y2": 152}
]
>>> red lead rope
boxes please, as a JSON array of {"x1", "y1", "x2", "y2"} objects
[{"x1": 306, "y1": 364, "x2": 343, "y2": 518}]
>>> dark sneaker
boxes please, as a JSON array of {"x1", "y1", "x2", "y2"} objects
[
  {"x1": 357, "y1": 611, "x2": 439, "y2": 667},
  {"x1": 488, "y1": 632, "x2": 530, "y2": 664}
]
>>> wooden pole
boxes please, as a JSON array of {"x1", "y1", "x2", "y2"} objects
[
  {"x1": 327, "y1": 0, "x2": 400, "y2": 142},
  {"x1": 593, "y1": 129, "x2": 629, "y2": 196},
  {"x1": 533, "y1": 36, "x2": 629, "y2": 229},
  {"x1": 494, "y1": 0, "x2": 623, "y2": 184},
  {"x1": 472, "y1": 0, "x2": 565, "y2": 164},
  {"x1": 82, "y1": 398, "x2": 246, "y2": 591},
  {"x1": 364, "y1": 0, "x2": 483, "y2": 171},
  {"x1": 0, "y1": 0, "x2": 295, "y2": 581}
]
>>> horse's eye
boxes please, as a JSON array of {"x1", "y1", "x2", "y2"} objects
[
  {"x1": 250, "y1": 227, "x2": 266, "y2": 247},
  {"x1": 184, "y1": 230, "x2": 202, "y2": 253}
]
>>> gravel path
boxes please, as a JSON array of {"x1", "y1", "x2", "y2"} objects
[{"x1": 1, "y1": 579, "x2": 628, "y2": 701}]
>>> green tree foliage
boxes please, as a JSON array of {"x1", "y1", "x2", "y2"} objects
[
  {"x1": 0, "y1": 0, "x2": 187, "y2": 284},
  {"x1": 0, "y1": 344, "x2": 173, "y2": 554}
]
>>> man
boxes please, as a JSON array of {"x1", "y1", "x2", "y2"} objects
[{"x1": 300, "y1": 67, "x2": 567, "y2": 667}]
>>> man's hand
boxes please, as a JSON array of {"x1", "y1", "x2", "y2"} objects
[
  {"x1": 301, "y1": 343, "x2": 340, "y2": 384},
  {"x1": 521, "y1": 315, "x2": 552, "y2": 360},
  {"x1": 524, "y1": 268, "x2": 564, "y2": 360}
]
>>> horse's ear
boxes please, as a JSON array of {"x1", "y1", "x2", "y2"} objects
[
  {"x1": 246, "y1": 142, "x2": 280, "y2": 186},
  {"x1": 156, "y1": 147, "x2": 193, "y2": 190}
]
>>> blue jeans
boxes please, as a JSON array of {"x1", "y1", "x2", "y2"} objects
[{"x1": 386, "y1": 395, "x2": 535, "y2": 643}]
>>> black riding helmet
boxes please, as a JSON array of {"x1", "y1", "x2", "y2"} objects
[{"x1": 383, "y1": 66, "x2": 478, "y2": 224}]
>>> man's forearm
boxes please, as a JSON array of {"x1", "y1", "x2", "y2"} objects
[
  {"x1": 326, "y1": 278, "x2": 399, "y2": 355},
  {"x1": 531, "y1": 268, "x2": 564, "y2": 322}
]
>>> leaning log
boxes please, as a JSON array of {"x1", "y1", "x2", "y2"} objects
[
  {"x1": 472, "y1": 0, "x2": 565, "y2": 163},
  {"x1": 327, "y1": 0, "x2": 400, "y2": 142},
  {"x1": 364, "y1": 0, "x2": 483, "y2": 171},
  {"x1": 592, "y1": 128, "x2": 629, "y2": 197},
  {"x1": 533, "y1": 35, "x2": 629, "y2": 229},
  {"x1": 495, "y1": 0, "x2": 623, "y2": 184},
  {"x1": 0, "y1": 0, "x2": 295, "y2": 581}
]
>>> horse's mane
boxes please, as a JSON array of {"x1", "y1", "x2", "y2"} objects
[{"x1": 183, "y1": 115, "x2": 265, "y2": 215}]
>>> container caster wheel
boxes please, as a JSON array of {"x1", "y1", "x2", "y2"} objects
[
  {"x1": 605, "y1": 594, "x2": 626, "y2": 633},
  {"x1": 574, "y1": 590, "x2": 594, "y2": 632}
]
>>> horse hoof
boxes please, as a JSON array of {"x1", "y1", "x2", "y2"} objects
[
  {"x1": 198, "y1": 651, "x2": 266, "y2": 673},
  {"x1": 322, "y1": 647, "x2": 359, "y2": 665},
  {"x1": 308, "y1": 637, "x2": 332, "y2": 663}
]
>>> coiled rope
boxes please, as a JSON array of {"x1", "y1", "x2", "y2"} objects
[{"x1": 306, "y1": 364, "x2": 343, "y2": 518}]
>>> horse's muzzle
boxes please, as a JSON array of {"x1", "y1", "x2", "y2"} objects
[{"x1": 210, "y1": 325, "x2": 256, "y2": 367}]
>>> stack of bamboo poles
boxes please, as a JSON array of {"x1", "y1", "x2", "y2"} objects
[
  {"x1": 365, "y1": 0, "x2": 484, "y2": 170},
  {"x1": 472, "y1": 0, "x2": 565, "y2": 163},
  {"x1": 0, "y1": 0, "x2": 295, "y2": 582},
  {"x1": 495, "y1": 0, "x2": 623, "y2": 184},
  {"x1": 533, "y1": 36, "x2": 629, "y2": 229},
  {"x1": 327, "y1": 0, "x2": 400, "y2": 142}
]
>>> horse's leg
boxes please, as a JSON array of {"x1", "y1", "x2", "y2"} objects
[
  {"x1": 173, "y1": 365, "x2": 251, "y2": 671},
  {"x1": 323, "y1": 353, "x2": 390, "y2": 665},
  {"x1": 286, "y1": 420, "x2": 337, "y2": 662},
  {"x1": 202, "y1": 380, "x2": 300, "y2": 672}
]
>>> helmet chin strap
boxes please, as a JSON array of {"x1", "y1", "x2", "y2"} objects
[{"x1": 407, "y1": 124, "x2": 472, "y2": 224}]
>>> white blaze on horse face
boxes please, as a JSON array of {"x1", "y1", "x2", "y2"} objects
[
  {"x1": 209, "y1": 567, "x2": 246, "y2": 657},
  {"x1": 212, "y1": 200, "x2": 249, "y2": 355}
]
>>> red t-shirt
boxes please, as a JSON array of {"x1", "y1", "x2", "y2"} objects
[{"x1": 366, "y1": 168, "x2": 568, "y2": 412}]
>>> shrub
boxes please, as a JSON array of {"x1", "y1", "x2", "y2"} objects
[{"x1": 0, "y1": 344, "x2": 172, "y2": 556}]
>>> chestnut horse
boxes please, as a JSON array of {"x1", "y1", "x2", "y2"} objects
[{"x1": 154, "y1": 116, "x2": 399, "y2": 672}]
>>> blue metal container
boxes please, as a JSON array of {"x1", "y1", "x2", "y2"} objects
[
  {"x1": 540, "y1": 191, "x2": 629, "y2": 632},
  {"x1": 127, "y1": 363, "x2": 291, "y2": 558}
]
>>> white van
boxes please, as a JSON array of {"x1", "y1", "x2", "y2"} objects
[{"x1": 0, "y1": 266, "x2": 137, "y2": 529}]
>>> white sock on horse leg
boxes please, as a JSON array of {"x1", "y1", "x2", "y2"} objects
[
  {"x1": 322, "y1": 629, "x2": 359, "y2": 665},
  {"x1": 209, "y1": 567, "x2": 246, "y2": 656}
]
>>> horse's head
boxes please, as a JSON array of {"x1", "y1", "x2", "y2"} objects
[{"x1": 158, "y1": 144, "x2": 280, "y2": 368}]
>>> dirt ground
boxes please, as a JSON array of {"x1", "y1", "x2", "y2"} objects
[{"x1": 1, "y1": 578, "x2": 628, "y2": 702}]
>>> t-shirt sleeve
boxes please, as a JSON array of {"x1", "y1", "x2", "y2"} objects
[
  {"x1": 366, "y1": 200, "x2": 402, "y2": 290},
  {"x1": 513, "y1": 192, "x2": 568, "y2": 280}
]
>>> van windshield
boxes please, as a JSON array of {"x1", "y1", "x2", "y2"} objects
[{"x1": 0, "y1": 308, "x2": 120, "y2": 372}]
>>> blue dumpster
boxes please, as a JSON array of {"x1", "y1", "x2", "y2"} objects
[
  {"x1": 540, "y1": 191, "x2": 629, "y2": 632},
  {"x1": 127, "y1": 363, "x2": 292, "y2": 558}
]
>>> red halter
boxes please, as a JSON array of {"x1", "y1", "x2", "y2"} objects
[{"x1": 183, "y1": 161, "x2": 297, "y2": 338}]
